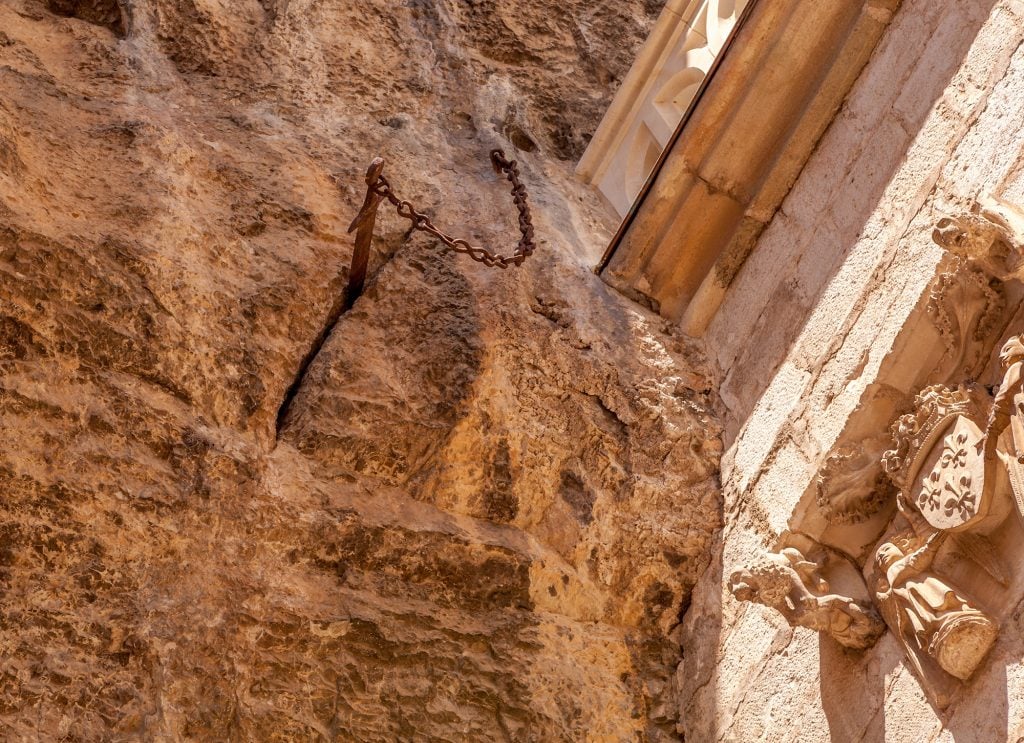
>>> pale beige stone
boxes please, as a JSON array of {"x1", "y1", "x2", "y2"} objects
[
  {"x1": 577, "y1": 0, "x2": 749, "y2": 217},
  {"x1": 664, "y1": 0, "x2": 1024, "y2": 738}
]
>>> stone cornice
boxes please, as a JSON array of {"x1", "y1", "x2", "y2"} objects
[
  {"x1": 577, "y1": 0, "x2": 749, "y2": 218},
  {"x1": 595, "y1": 0, "x2": 902, "y2": 335}
]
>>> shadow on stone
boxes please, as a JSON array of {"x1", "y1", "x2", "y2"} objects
[{"x1": 46, "y1": 0, "x2": 125, "y2": 36}]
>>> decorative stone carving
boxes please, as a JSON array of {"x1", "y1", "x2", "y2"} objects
[
  {"x1": 925, "y1": 198, "x2": 1024, "y2": 381},
  {"x1": 882, "y1": 384, "x2": 986, "y2": 490},
  {"x1": 883, "y1": 383, "x2": 1009, "y2": 533},
  {"x1": 873, "y1": 530, "x2": 997, "y2": 683},
  {"x1": 988, "y1": 334, "x2": 1024, "y2": 522},
  {"x1": 816, "y1": 435, "x2": 895, "y2": 524},
  {"x1": 870, "y1": 381, "x2": 1010, "y2": 701},
  {"x1": 926, "y1": 266, "x2": 1003, "y2": 376},
  {"x1": 729, "y1": 535, "x2": 884, "y2": 649},
  {"x1": 932, "y1": 196, "x2": 1024, "y2": 282}
]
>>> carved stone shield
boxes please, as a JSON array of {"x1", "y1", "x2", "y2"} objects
[{"x1": 909, "y1": 416, "x2": 989, "y2": 531}]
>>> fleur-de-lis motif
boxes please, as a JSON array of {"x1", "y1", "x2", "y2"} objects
[
  {"x1": 939, "y1": 432, "x2": 969, "y2": 470},
  {"x1": 919, "y1": 470, "x2": 941, "y2": 511},
  {"x1": 943, "y1": 474, "x2": 977, "y2": 519}
]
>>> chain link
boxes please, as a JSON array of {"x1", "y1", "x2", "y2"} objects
[{"x1": 370, "y1": 149, "x2": 536, "y2": 269}]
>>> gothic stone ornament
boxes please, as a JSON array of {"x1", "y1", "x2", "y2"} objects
[
  {"x1": 932, "y1": 195, "x2": 1024, "y2": 283},
  {"x1": 873, "y1": 530, "x2": 997, "y2": 699},
  {"x1": 882, "y1": 384, "x2": 999, "y2": 532},
  {"x1": 988, "y1": 334, "x2": 1024, "y2": 522},
  {"x1": 871, "y1": 381, "x2": 1011, "y2": 702},
  {"x1": 816, "y1": 435, "x2": 895, "y2": 525},
  {"x1": 926, "y1": 266, "x2": 1003, "y2": 380},
  {"x1": 926, "y1": 197, "x2": 1024, "y2": 383},
  {"x1": 729, "y1": 537, "x2": 884, "y2": 650}
]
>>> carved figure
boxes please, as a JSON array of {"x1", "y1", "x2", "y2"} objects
[
  {"x1": 729, "y1": 543, "x2": 884, "y2": 649},
  {"x1": 932, "y1": 196, "x2": 1024, "y2": 282},
  {"x1": 873, "y1": 530, "x2": 997, "y2": 682},
  {"x1": 988, "y1": 334, "x2": 1024, "y2": 520}
]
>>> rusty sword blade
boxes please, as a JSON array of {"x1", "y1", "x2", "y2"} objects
[{"x1": 344, "y1": 158, "x2": 386, "y2": 308}]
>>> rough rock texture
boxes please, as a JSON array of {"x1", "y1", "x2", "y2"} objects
[{"x1": 0, "y1": 0, "x2": 724, "y2": 739}]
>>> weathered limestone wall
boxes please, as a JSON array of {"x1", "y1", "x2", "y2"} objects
[
  {"x1": 0, "y1": 1, "x2": 727, "y2": 740},
  {"x1": 680, "y1": 0, "x2": 1024, "y2": 739}
]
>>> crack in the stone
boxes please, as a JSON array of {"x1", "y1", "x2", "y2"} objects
[
  {"x1": 274, "y1": 285, "x2": 351, "y2": 439},
  {"x1": 274, "y1": 231, "x2": 413, "y2": 440}
]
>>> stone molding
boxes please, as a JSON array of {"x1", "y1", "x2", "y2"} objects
[
  {"x1": 593, "y1": 0, "x2": 901, "y2": 334},
  {"x1": 576, "y1": 0, "x2": 748, "y2": 218}
]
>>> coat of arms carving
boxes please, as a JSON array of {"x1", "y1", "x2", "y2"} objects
[
  {"x1": 730, "y1": 211, "x2": 1024, "y2": 711},
  {"x1": 882, "y1": 384, "x2": 1002, "y2": 533}
]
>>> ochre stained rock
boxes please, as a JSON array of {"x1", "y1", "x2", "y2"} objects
[{"x1": 0, "y1": 0, "x2": 723, "y2": 739}]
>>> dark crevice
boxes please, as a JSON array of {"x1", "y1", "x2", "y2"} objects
[
  {"x1": 274, "y1": 286, "x2": 352, "y2": 438},
  {"x1": 46, "y1": 0, "x2": 127, "y2": 37},
  {"x1": 275, "y1": 228, "x2": 410, "y2": 440}
]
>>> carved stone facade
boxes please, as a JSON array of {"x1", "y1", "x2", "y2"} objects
[
  {"x1": 715, "y1": 213, "x2": 1024, "y2": 736},
  {"x1": 576, "y1": 0, "x2": 749, "y2": 217},
  {"x1": 592, "y1": 0, "x2": 1024, "y2": 737},
  {"x1": 730, "y1": 214, "x2": 1024, "y2": 710}
]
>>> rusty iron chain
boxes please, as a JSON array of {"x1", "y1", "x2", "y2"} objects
[{"x1": 369, "y1": 149, "x2": 536, "y2": 269}]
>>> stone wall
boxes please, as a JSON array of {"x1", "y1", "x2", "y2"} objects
[
  {"x1": 681, "y1": 0, "x2": 1024, "y2": 739},
  {"x1": 0, "y1": 1, "x2": 728, "y2": 739}
]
